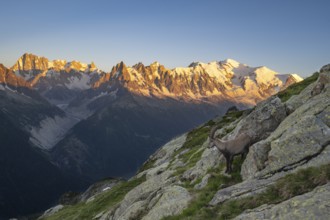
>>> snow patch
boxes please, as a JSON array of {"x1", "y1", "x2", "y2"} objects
[
  {"x1": 65, "y1": 73, "x2": 91, "y2": 90},
  {"x1": 223, "y1": 59, "x2": 241, "y2": 68},
  {"x1": 4, "y1": 85, "x2": 16, "y2": 93},
  {"x1": 47, "y1": 61, "x2": 54, "y2": 68},
  {"x1": 20, "y1": 71, "x2": 34, "y2": 81},
  {"x1": 114, "y1": 71, "x2": 120, "y2": 78},
  {"x1": 56, "y1": 103, "x2": 69, "y2": 110},
  {"x1": 46, "y1": 70, "x2": 59, "y2": 77},
  {"x1": 29, "y1": 116, "x2": 81, "y2": 149},
  {"x1": 254, "y1": 67, "x2": 279, "y2": 85},
  {"x1": 203, "y1": 62, "x2": 224, "y2": 78},
  {"x1": 91, "y1": 91, "x2": 108, "y2": 100},
  {"x1": 102, "y1": 187, "x2": 111, "y2": 192},
  {"x1": 290, "y1": 73, "x2": 303, "y2": 82}
]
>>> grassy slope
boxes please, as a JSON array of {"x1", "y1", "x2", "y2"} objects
[
  {"x1": 278, "y1": 72, "x2": 319, "y2": 102},
  {"x1": 215, "y1": 164, "x2": 330, "y2": 219},
  {"x1": 164, "y1": 157, "x2": 330, "y2": 220},
  {"x1": 42, "y1": 175, "x2": 146, "y2": 220},
  {"x1": 163, "y1": 110, "x2": 245, "y2": 220},
  {"x1": 164, "y1": 158, "x2": 244, "y2": 220},
  {"x1": 171, "y1": 110, "x2": 244, "y2": 177}
]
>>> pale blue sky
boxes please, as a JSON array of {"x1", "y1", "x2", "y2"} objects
[{"x1": 1, "y1": 0, "x2": 329, "y2": 77}]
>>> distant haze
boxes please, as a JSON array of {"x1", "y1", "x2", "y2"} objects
[{"x1": 1, "y1": 0, "x2": 330, "y2": 77}]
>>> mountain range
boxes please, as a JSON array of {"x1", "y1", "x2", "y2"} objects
[
  {"x1": 0, "y1": 53, "x2": 302, "y2": 218},
  {"x1": 11, "y1": 53, "x2": 301, "y2": 104}
]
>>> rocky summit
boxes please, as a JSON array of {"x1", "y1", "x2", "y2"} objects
[{"x1": 39, "y1": 64, "x2": 330, "y2": 220}]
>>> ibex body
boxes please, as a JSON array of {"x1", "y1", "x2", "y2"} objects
[{"x1": 209, "y1": 126, "x2": 253, "y2": 173}]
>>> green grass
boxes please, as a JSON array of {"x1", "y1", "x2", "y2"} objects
[
  {"x1": 171, "y1": 109, "x2": 245, "y2": 177},
  {"x1": 164, "y1": 163, "x2": 330, "y2": 220},
  {"x1": 140, "y1": 109, "x2": 245, "y2": 191},
  {"x1": 278, "y1": 72, "x2": 319, "y2": 102},
  {"x1": 163, "y1": 157, "x2": 244, "y2": 220},
  {"x1": 138, "y1": 157, "x2": 157, "y2": 172},
  {"x1": 205, "y1": 119, "x2": 216, "y2": 127},
  {"x1": 43, "y1": 175, "x2": 146, "y2": 220},
  {"x1": 170, "y1": 125, "x2": 211, "y2": 176},
  {"x1": 215, "y1": 163, "x2": 330, "y2": 219},
  {"x1": 181, "y1": 126, "x2": 211, "y2": 153},
  {"x1": 224, "y1": 110, "x2": 244, "y2": 121},
  {"x1": 178, "y1": 109, "x2": 244, "y2": 158}
]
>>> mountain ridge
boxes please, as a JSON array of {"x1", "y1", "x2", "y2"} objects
[
  {"x1": 11, "y1": 53, "x2": 98, "y2": 74},
  {"x1": 8, "y1": 53, "x2": 303, "y2": 105}
]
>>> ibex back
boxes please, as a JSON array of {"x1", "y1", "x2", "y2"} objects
[{"x1": 209, "y1": 126, "x2": 253, "y2": 173}]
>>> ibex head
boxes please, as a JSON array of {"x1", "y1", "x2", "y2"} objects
[
  {"x1": 208, "y1": 139, "x2": 215, "y2": 149},
  {"x1": 208, "y1": 126, "x2": 219, "y2": 149}
]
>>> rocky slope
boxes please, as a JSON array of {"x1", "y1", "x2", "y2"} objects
[
  {"x1": 40, "y1": 64, "x2": 329, "y2": 220},
  {"x1": 0, "y1": 63, "x2": 30, "y2": 88}
]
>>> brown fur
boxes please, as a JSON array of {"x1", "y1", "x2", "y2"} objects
[
  {"x1": 209, "y1": 127, "x2": 253, "y2": 173},
  {"x1": 311, "y1": 74, "x2": 329, "y2": 96}
]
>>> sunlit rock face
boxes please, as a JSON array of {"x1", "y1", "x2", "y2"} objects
[
  {"x1": 9, "y1": 53, "x2": 302, "y2": 107},
  {"x1": 106, "y1": 59, "x2": 302, "y2": 105}
]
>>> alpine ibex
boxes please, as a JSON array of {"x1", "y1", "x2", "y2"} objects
[{"x1": 209, "y1": 126, "x2": 253, "y2": 173}]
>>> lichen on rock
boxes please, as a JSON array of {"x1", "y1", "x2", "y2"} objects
[{"x1": 234, "y1": 183, "x2": 330, "y2": 220}]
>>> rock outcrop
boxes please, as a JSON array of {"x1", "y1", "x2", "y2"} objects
[
  {"x1": 208, "y1": 66, "x2": 329, "y2": 214},
  {"x1": 234, "y1": 183, "x2": 330, "y2": 220},
  {"x1": 105, "y1": 135, "x2": 192, "y2": 220},
  {"x1": 241, "y1": 68, "x2": 330, "y2": 180},
  {"x1": 225, "y1": 95, "x2": 287, "y2": 142},
  {"x1": 12, "y1": 53, "x2": 49, "y2": 72},
  {"x1": 0, "y1": 64, "x2": 30, "y2": 88}
]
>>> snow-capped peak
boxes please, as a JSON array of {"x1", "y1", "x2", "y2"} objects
[
  {"x1": 7, "y1": 53, "x2": 303, "y2": 106},
  {"x1": 108, "y1": 59, "x2": 302, "y2": 105},
  {"x1": 151, "y1": 61, "x2": 160, "y2": 66},
  {"x1": 222, "y1": 59, "x2": 241, "y2": 68},
  {"x1": 290, "y1": 73, "x2": 304, "y2": 81}
]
